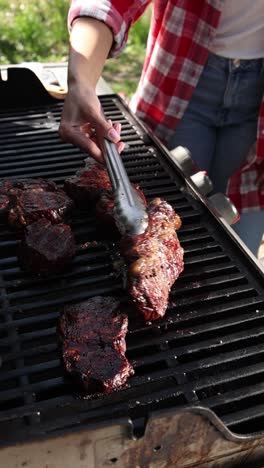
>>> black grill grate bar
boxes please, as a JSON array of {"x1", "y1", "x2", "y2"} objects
[
  {"x1": 202, "y1": 382, "x2": 264, "y2": 417},
  {"x1": 183, "y1": 241, "x2": 221, "y2": 254},
  {"x1": 0, "y1": 240, "x2": 18, "y2": 249},
  {"x1": 0, "y1": 149, "x2": 83, "y2": 165},
  {"x1": 4, "y1": 261, "x2": 113, "y2": 289},
  {"x1": 178, "y1": 233, "x2": 214, "y2": 244},
  {"x1": 183, "y1": 251, "x2": 228, "y2": 265},
  {"x1": 0, "y1": 312, "x2": 58, "y2": 332},
  {"x1": 132, "y1": 330, "x2": 264, "y2": 369},
  {"x1": 170, "y1": 284, "x2": 256, "y2": 306},
  {"x1": 0, "y1": 108, "x2": 62, "y2": 121},
  {"x1": 0, "y1": 377, "x2": 65, "y2": 403},
  {"x1": 122, "y1": 146, "x2": 156, "y2": 155},
  {"x1": 4, "y1": 282, "x2": 122, "y2": 312},
  {"x1": 0, "y1": 137, "x2": 68, "y2": 152},
  {"x1": 0, "y1": 127, "x2": 59, "y2": 138},
  {"x1": 130, "y1": 352, "x2": 263, "y2": 391},
  {"x1": 6, "y1": 272, "x2": 116, "y2": 301},
  {"x1": 0, "y1": 167, "x2": 85, "y2": 180},
  {"x1": 0, "y1": 105, "x2": 63, "y2": 120},
  {"x1": 0, "y1": 383, "x2": 184, "y2": 425},
  {"x1": 133, "y1": 179, "x2": 182, "y2": 191},
  {"x1": 131, "y1": 342, "x2": 264, "y2": 392},
  {"x1": 168, "y1": 296, "x2": 264, "y2": 323},
  {"x1": 0, "y1": 326, "x2": 57, "y2": 347},
  {"x1": 222, "y1": 404, "x2": 264, "y2": 428},
  {"x1": 0, "y1": 160, "x2": 84, "y2": 177},
  {"x1": 129, "y1": 173, "x2": 170, "y2": 184},
  {"x1": 122, "y1": 154, "x2": 159, "y2": 164},
  {"x1": 0, "y1": 359, "x2": 60, "y2": 383},
  {"x1": 1, "y1": 260, "x2": 113, "y2": 278},
  {"x1": 172, "y1": 271, "x2": 246, "y2": 293},
  {"x1": 0, "y1": 131, "x2": 66, "y2": 146},
  {"x1": 0, "y1": 249, "x2": 111, "y2": 268},
  {"x1": 3, "y1": 343, "x2": 57, "y2": 363},
  {"x1": 128, "y1": 304, "x2": 264, "y2": 352},
  {"x1": 178, "y1": 263, "x2": 238, "y2": 281},
  {"x1": 0, "y1": 395, "x2": 76, "y2": 424},
  {"x1": 143, "y1": 186, "x2": 195, "y2": 197}
]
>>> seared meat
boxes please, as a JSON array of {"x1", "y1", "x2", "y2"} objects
[
  {"x1": 64, "y1": 158, "x2": 112, "y2": 207},
  {"x1": 9, "y1": 190, "x2": 74, "y2": 228},
  {"x1": 95, "y1": 184, "x2": 147, "y2": 236},
  {"x1": 18, "y1": 219, "x2": 76, "y2": 274},
  {"x1": 0, "y1": 178, "x2": 57, "y2": 196},
  {"x1": 0, "y1": 194, "x2": 10, "y2": 216},
  {"x1": 59, "y1": 296, "x2": 134, "y2": 393},
  {"x1": 121, "y1": 198, "x2": 184, "y2": 322}
]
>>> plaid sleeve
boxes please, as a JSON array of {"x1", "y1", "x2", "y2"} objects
[{"x1": 68, "y1": 0, "x2": 151, "y2": 57}]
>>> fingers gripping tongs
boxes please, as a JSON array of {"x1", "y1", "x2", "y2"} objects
[{"x1": 102, "y1": 138, "x2": 148, "y2": 236}]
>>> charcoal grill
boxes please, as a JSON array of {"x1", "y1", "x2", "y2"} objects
[{"x1": 0, "y1": 67, "x2": 264, "y2": 468}]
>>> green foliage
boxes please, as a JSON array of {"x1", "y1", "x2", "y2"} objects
[
  {"x1": 0, "y1": 1, "x2": 151, "y2": 96},
  {"x1": 0, "y1": 0, "x2": 69, "y2": 63}
]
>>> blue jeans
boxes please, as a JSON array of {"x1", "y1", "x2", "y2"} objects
[{"x1": 168, "y1": 52, "x2": 264, "y2": 256}]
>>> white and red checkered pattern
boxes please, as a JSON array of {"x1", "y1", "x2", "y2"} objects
[{"x1": 69, "y1": 0, "x2": 264, "y2": 213}]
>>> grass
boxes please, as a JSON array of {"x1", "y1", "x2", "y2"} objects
[{"x1": 0, "y1": 1, "x2": 150, "y2": 96}]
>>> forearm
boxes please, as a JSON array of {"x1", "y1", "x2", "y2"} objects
[{"x1": 68, "y1": 17, "x2": 113, "y2": 88}]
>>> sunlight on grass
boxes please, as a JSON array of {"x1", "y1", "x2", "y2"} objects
[{"x1": 0, "y1": 1, "x2": 151, "y2": 96}]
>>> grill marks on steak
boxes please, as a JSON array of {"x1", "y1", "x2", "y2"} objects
[
  {"x1": 64, "y1": 158, "x2": 112, "y2": 206},
  {"x1": 59, "y1": 296, "x2": 134, "y2": 393},
  {"x1": 9, "y1": 190, "x2": 74, "y2": 228},
  {"x1": 0, "y1": 178, "x2": 55, "y2": 217},
  {"x1": 0, "y1": 178, "x2": 57, "y2": 196},
  {"x1": 121, "y1": 198, "x2": 184, "y2": 322},
  {"x1": 65, "y1": 157, "x2": 146, "y2": 236},
  {"x1": 18, "y1": 219, "x2": 76, "y2": 274}
]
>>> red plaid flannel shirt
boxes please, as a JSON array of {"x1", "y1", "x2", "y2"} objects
[{"x1": 69, "y1": 0, "x2": 264, "y2": 213}]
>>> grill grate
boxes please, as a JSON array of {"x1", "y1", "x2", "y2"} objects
[{"x1": 0, "y1": 95, "x2": 263, "y2": 445}]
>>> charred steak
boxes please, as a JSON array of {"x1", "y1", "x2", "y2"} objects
[
  {"x1": 64, "y1": 158, "x2": 112, "y2": 206},
  {"x1": 59, "y1": 296, "x2": 134, "y2": 393},
  {"x1": 121, "y1": 198, "x2": 184, "y2": 322},
  {"x1": 0, "y1": 194, "x2": 10, "y2": 216},
  {"x1": 0, "y1": 178, "x2": 57, "y2": 198},
  {"x1": 0, "y1": 178, "x2": 57, "y2": 217},
  {"x1": 9, "y1": 190, "x2": 74, "y2": 228},
  {"x1": 18, "y1": 219, "x2": 76, "y2": 274}
]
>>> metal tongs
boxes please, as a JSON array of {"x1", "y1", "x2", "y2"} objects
[{"x1": 102, "y1": 138, "x2": 148, "y2": 236}]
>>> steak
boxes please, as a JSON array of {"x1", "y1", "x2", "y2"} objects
[
  {"x1": 18, "y1": 219, "x2": 76, "y2": 274},
  {"x1": 59, "y1": 296, "x2": 134, "y2": 393},
  {"x1": 0, "y1": 194, "x2": 10, "y2": 216},
  {"x1": 0, "y1": 178, "x2": 56, "y2": 216},
  {"x1": 9, "y1": 189, "x2": 74, "y2": 228},
  {"x1": 0, "y1": 178, "x2": 57, "y2": 197},
  {"x1": 121, "y1": 198, "x2": 184, "y2": 322},
  {"x1": 64, "y1": 158, "x2": 112, "y2": 207}
]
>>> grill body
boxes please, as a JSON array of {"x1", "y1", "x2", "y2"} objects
[{"x1": 0, "y1": 68, "x2": 264, "y2": 467}]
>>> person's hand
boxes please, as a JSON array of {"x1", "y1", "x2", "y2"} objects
[{"x1": 59, "y1": 82, "x2": 125, "y2": 163}]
